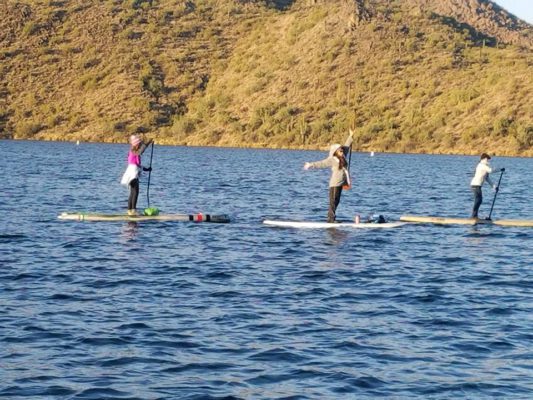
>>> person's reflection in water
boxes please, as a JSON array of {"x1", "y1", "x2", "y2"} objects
[
  {"x1": 121, "y1": 222, "x2": 139, "y2": 241},
  {"x1": 313, "y1": 229, "x2": 352, "y2": 269},
  {"x1": 465, "y1": 225, "x2": 493, "y2": 241},
  {"x1": 326, "y1": 227, "x2": 350, "y2": 245}
]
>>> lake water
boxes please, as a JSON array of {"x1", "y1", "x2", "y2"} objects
[{"x1": 1, "y1": 140, "x2": 532, "y2": 399}]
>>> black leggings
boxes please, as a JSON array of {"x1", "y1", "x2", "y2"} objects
[
  {"x1": 471, "y1": 185, "x2": 482, "y2": 218},
  {"x1": 328, "y1": 186, "x2": 343, "y2": 222},
  {"x1": 128, "y1": 178, "x2": 139, "y2": 210}
]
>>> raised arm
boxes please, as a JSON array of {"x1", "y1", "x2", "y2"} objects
[
  {"x1": 134, "y1": 138, "x2": 154, "y2": 155},
  {"x1": 344, "y1": 130, "x2": 354, "y2": 148},
  {"x1": 340, "y1": 130, "x2": 354, "y2": 155}
]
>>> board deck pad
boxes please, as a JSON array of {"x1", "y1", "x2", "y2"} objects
[
  {"x1": 493, "y1": 219, "x2": 533, "y2": 227},
  {"x1": 400, "y1": 215, "x2": 481, "y2": 225},
  {"x1": 263, "y1": 220, "x2": 405, "y2": 229},
  {"x1": 400, "y1": 215, "x2": 533, "y2": 227},
  {"x1": 58, "y1": 212, "x2": 230, "y2": 223}
]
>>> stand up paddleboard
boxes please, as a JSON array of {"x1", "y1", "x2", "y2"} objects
[
  {"x1": 263, "y1": 220, "x2": 405, "y2": 229},
  {"x1": 58, "y1": 212, "x2": 230, "y2": 223},
  {"x1": 400, "y1": 215, "x2": 533, "y2": 227}
]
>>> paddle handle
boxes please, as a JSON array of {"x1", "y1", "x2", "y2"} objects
[{"x1": 488, "y1": 169, "x2": 504, "y2": 220}]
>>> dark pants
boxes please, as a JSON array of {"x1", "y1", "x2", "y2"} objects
[
  {"x1": 128, "y1": 178, "x2": 139, "y2": 210},
  {"x1": 471, "y1": 185, "x2": 482, "y2": 218},
  {"x1": 328, "y1": 186, "x2": 343, "y2": 222}
]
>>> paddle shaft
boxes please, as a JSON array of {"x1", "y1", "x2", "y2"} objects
[
  {"x1": 146, "y1": 141, "x2": 154, "y2": 207},
  {"x1": 343, "y1": 139, "x2": 353, "y2": 189},
  {"x1": 488, "y1": 169, "x2": 504, "y2": 220},
  {"x1": 347, "y1": 143, "x2": 352, "y2": 171}
]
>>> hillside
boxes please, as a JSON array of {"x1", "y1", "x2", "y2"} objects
[{"x1": 1, "y1": 0, "x2": 532, "y2": 156}]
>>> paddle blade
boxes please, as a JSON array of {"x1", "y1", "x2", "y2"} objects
[{"x1": 143, "y1": 207, "x2": 160, "y2": 216}]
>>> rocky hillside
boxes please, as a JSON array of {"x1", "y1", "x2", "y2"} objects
[
  {"x1": 1, "y1": 0, "x2": 531, "y2": 155},
  {"x1": 410, "y1": 0, "x2": 531, "y2": 46}
]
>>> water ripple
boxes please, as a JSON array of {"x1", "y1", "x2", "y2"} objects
[{"x1": 0, "y1": 142, "x2": 532, "y2": 399}]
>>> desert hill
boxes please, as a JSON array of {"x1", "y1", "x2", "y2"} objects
[{"x1": 0, "y1": 0, "x2": 531, "y2": 155}]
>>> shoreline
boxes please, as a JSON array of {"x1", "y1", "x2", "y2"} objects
[{"x1": 3, "y1": 137, "x2": 531, "y2": 158}]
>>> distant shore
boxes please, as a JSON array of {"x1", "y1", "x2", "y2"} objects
[{"x1": 3, "y1": 137, "x2": 531, "y2": 158}]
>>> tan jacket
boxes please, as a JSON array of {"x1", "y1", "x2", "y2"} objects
[{"x1": 307, "y1": 135, "x2": 353, "y2": 187}]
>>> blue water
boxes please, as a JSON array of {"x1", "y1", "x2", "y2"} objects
[{"x1": 1, "y1": 140, "x2": 532, "y2": 399}]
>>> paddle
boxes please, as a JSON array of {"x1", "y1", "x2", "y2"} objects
[
  {"x1": 487, "y1": 168, "x2": 505, "y2": 220},
  {"x1": 347, "y1": 135, "x2": 353, "y2": 171},
  {"x1": 144, "y1": 141, "x2": 159, "y2": 216},
  {"x1": 146, "y1": 140, "x2": 154, "y2": 206},
  {"x1": 343, "y1": 129, "x2": 354, "y2": 190}
]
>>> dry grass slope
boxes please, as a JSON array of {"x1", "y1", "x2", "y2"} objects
[{"x1": 1, "y1": 0, "x2": 531, "y2": 156}]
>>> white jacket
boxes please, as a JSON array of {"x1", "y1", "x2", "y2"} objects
[
  {"x1": 470, "y1": 159, "x2": 494, "y2": 187},
  {"x1": 120, "y1": 164, "x2": 140, "y2": 186}
]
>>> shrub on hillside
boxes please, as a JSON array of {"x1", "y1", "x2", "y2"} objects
[
  {"x1": 170, "y1": 115, "x2": 196, "y2": 138},
  {"x1": 45, "y1": 114, "x2": 62, "y2": 129},
  {"x1": 130, "y1": 0, "x2": 153, "y2": 10},
  {"x1": 22, "y1": 22, "x2": 40, "y2": 37},
  {"x1": 492, "y1": 117, "x2": 513, "y2": 136},
  {"x1": 511, "y1": 125, "x2": 532, "y2": 149},
  {"x1": 15, "y1": 122, "x2": 43, "y2": 138}
]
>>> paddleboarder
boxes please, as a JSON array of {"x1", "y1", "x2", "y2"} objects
[
  {"x1": 470, "y1": 153, "x2": 504, "y2": 219},
  {"x1": 304, "y1": 131, "x2": 353, "y2": 223},
  {"x1": 121, "y1": 135, "x2": 153, "y2": 215}
]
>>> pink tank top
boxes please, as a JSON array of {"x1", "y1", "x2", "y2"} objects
[{"x1": 128, "y1": 150, "x2": 140, "y2": 166}]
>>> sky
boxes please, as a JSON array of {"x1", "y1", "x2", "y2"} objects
[{"x1": 492, "y1": 0, "x2": 533, "y2": 24}]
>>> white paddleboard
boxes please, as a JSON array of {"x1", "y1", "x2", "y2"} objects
[{"x1": 263, "y1": 220, "x2": 405, "y2": 229}]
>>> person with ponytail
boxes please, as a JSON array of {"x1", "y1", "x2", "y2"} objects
[{"x1": 304, "y1": 131, "x2": 353, "y2": 223}]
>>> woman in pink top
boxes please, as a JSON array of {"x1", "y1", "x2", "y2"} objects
[{"x1": 121, "y1": 135, "x2": 153, "y2": 215}]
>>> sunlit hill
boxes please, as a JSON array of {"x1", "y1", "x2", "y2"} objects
[{"x1": 1, "y1": 0, "x2": 532, "y2": 155}]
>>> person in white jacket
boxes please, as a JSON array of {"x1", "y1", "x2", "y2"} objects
[{"x1": 470, "y1": 153, "x2": 504, "y2": 219}]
